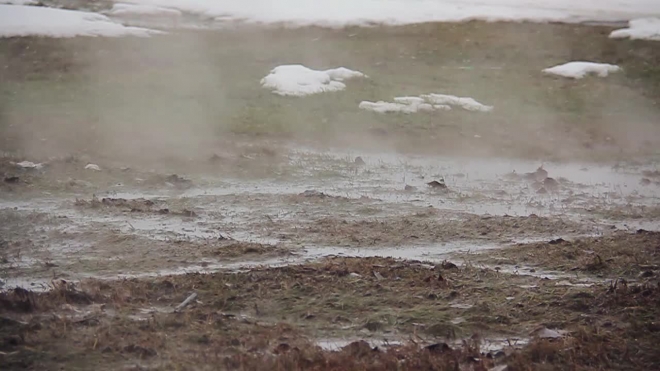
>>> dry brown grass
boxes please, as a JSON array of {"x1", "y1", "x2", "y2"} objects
[
  {"x1": 1, "y1": 257, "x2": 658, "y2": 369},
  {"x1": 460, "y1": 230, "x2": 660, "y2": 279},
  {"x1": 284, "y1": 214, "x2": 594, "y2": 246}
]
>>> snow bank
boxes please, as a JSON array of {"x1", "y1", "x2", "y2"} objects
[
  {"x1": 610, "y1": 18, "x2": 660, "y2": 41},
  {"x1": 360, "y1": 94, "x2": 492, "y2": 114},
  {"x1": 542, "y1": 62, "x2": 621, "y2": 79},
  {"x1": 0, "y1": 4, "x2": 162, "y2": 38},
  {"x1": 260, "y1": 65, "x2": 365, "y2": 96},
  {"x1": 108, "y1": 3, "x2": 182, "y2": 17},
  {"x1": 121, "y1": 0, "x2": 660, "y2": 27}
]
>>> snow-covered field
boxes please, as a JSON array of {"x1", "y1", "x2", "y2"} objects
[
  {"x1": 0, "y1": 4, "x2": 162, "y2": 37},
  {"x1": 0, "y1": 1, "x2": 659, "y2": 39},
  {"x1": 119, "y1": 0, "x2": 660, "y2": 26}
]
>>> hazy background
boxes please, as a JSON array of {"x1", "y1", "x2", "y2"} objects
[{"x1": 1, "y1": 21, "x2": 660, "y2": 166}]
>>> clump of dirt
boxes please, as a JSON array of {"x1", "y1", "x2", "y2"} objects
[
  {"x1": 287, "y1": 190, "x2": 354, "y2": 203},
  {"x1": 212, "y1": 241, "x2": 289, "y2": 258},
  {"x1": 459, "y1": 230, "x2": 660, "y2": 279},
  {"x1": 74, "y1": 196, "x2": 198, "y2": 217},
  {"x1": 285, "y1": 213, "x2": 597, "y2": 246}
]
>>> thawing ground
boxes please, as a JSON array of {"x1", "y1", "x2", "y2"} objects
[
  {"x1": 2, "y1": 9, "x2": 660, "y2": 369},
  {"x1": 2, "y1": 143, "x2": 658, "y2": 289}
]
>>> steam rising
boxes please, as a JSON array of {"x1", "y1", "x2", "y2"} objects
[{"x1": 1, "y1": 13, "x2": 660, "y2": 166}]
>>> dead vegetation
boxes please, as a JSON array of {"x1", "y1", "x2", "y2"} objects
[
  {"x1": 0, "y1": 257, "x2": 658, "y2": 370},
  {"x1": 287, "y1": 213, "x2": 597, "y2": 246},
  {"x1": 460, "y1": 230, "x2": 660, "y2": 279},
  {"x1": 212, "y1": 241, "x2": 290, "y2": 258}
]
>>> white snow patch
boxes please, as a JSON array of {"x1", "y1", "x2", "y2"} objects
[
  {"x1": 421, "y1": 94, "x2": 494, "y2": 112},
  {"x1": 610, "y1": 18, "x2": 660, "y2": 41},
  {"x1": 119, "y1": 0, "x2": 660, "y2": 27},
  {"x1": 0, "y1": 4, "x2": 162, "y2": 38},
  {"x1": 260, "y1": 65, "x2": 365, "y2": 97},
  {"x1": 360, "y1": 94, "x2": 492, "y2": 114},
  {"x1": 542, "y1": 61, "x2": 621, "y2": 79},
  {"x1": 108, "y1": 3, "x2": 182, "y2": 17}
]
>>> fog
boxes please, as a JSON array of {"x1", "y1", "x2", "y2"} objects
[{"x1": 1, "y1": 15, "x2": 660, "y2": 168}]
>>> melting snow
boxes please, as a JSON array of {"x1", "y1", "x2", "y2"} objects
[
  {"x1": 119, "y1": 0, "x2": 660, "y2": 27},
  {"x1": 0, "y1": 4, "x2": 162, "y2": 38},
  {"x1": 360, "y1": 94, "x2": 492, "y2": 114},
  {"x1": 542, "y1": 62, "x2": 621, "y2": 79},
  {"x1": 260, "y1": 65, "x2": 366, "y2": 96},
  {"x1": 108, "y1": 3, "x2": 182, "y2": 17},
  {"x1": 610, "y1": 18, "x2": 660, "y2": 41}
]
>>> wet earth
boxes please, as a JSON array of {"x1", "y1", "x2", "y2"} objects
[{"x1": 2, "y1": 141, "x2": 658, "y2": 288}]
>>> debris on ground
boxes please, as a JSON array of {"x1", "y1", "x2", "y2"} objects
[
  {"x1": 300, "y1": 190, "x2": 329, "y2": 198},
  {"x1": 441, "y1": 260, "x2": 458, "y2": 270},
  {"x1": 84, "y1": 163, "x2": 101, "y2": 171},
  {"x1": 164, "y1": 174, "x2": 192, "y2": 186},
  {"x1": 523, "y1": 166, "x2": 547, "y2": 182},
  {"x1": 4, "y1": 176, "x2": 19, "y2": 183},
  {"x1": 174, "y1": 292, "x2": 197, "y2": 312},
  {"x1": 354, "y1": 156, "x2": 366, "y2": 165},
  {"x1": 427, "y1": 179, "x2": 447, "y2": 189},
  {"x1": 404, "y1": 184, "x2": 417, "y2": 191}
]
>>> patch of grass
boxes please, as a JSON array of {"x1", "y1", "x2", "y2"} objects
[{"x1": 1, "y1": 257, "x2": 659, "y2": 369}]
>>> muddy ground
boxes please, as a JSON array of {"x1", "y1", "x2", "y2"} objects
[{"x1": 1, "y1": 17, "x2": 660, "y2": 371}]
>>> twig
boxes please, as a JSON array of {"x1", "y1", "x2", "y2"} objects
[{"x1": 174, "y1": 292, "x2": 197, "y2": 312}]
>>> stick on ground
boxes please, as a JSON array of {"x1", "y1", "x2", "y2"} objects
[{"x1": 174, "y1": 292, "x2": 198, "y2": 313}]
